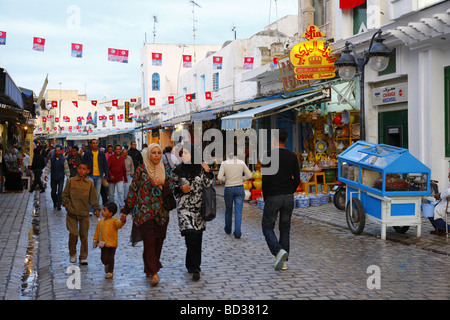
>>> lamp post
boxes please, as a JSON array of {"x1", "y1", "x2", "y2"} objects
[
  {"x1": 334, "y1": 29, "x2": 392, "y2": 141},
  {"x1": 136, "y1": 117, "x2": 149, "y2": 149}
]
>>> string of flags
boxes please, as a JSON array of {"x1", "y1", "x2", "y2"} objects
[{"x1": 0, "y1": 31, "x2": 277, "y2": 71}]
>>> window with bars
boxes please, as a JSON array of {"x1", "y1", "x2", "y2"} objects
[
  {"x1": 152, "y1": 73, "x2": 160, "y2": 91},
  {"x1": 213, "y1": 72, "x2": 219, "y2": 91}
]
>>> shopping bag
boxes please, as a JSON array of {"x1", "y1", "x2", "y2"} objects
[{"x1": 201, "y1": 185, "x2": 216, "y2": 222}]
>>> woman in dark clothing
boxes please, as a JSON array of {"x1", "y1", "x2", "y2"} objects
[
  {"x1": 172, "y1": 144, "x2": 213, "y2": 281},
  {"x1": 30, "y1": 146, "x2": 46, "y2": 193}
]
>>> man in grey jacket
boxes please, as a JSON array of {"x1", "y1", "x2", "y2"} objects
[{"x1": 122, "y1": 148, "x2": 134, "y2": 200}]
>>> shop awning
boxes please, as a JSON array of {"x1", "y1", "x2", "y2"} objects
[
  {"x1": 190, "y1": 109, "x2": 216, "y2": 122},
  {"x1": 0, "y1": 68, "x2": 24, "y2": 110},
  {"x1": 221, "y1": 90, "x2": 330, "y2": 130},
  {"x1": 66, "y1": 133, "x2": 109, "y2": 141}
]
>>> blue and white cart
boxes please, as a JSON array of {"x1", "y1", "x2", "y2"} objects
[{"x1": 337, "y1": 141, "x2": 431, "y2": 240}]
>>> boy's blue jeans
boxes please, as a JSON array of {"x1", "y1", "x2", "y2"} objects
[
  {"x1": 262, "y1": 194, "x2": 294, "y2": 256},
  {"x1": 224, "y1": 185, "x2": 245, "y2": 237}
]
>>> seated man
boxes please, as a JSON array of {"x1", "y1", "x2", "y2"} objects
[{"x1": 430, "y1": 172, "x2": 450, "y2": 236}]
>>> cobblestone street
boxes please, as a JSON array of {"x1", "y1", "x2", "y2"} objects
[
  {"x1": 1, "y1": 187, "x2": 449, "y2": 304},
  {"x1": 28, "y1": 187, "x2": 450, "y2": 301}
]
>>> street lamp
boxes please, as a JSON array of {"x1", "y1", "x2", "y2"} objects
[
  {"x1": 334, "y1": 29, "x2": 392, "y2": 141},
  {"x1": 136, "y1": 117, "x2": 149, "y2": 148}
]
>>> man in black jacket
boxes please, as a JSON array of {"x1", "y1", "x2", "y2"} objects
[
  {"x1": 127, "y1": 141, "x2": 143, "y2": 173},
  {"x1": 29, "y1": 146, "x2": 46, "y2": 193},
  {"x1": 82, "y1": 139, "x2": 109, "y2": 209},
  {"x1": 261, "y1": 128, "x2": 300, "y2": 272}
]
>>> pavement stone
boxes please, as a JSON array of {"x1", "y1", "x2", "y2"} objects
[{"x1": 0, "y1": 186, "x2": 449, "y2": 302}]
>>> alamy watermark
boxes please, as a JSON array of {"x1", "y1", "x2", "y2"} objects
[
  {"x1": 366, "y1": 265, "x2": 381, "y2": 290},
  {"x1": 171, "y1": 122, "x2": 281, "y2": 175}
]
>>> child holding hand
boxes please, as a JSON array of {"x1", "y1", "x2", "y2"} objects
[{"x1": 93, "y1": 202, "x2": 125, "y2": 279}]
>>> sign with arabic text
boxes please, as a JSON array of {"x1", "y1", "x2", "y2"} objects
[
  {"x1": 289, "y1": 25, "x2": 336, "y2": 80},
  {"x1": 278, "y1": 56, "x2": 310, "y2": 92}
]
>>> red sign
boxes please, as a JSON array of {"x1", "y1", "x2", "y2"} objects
[{"x1": 278, "y1": 56, "x2": 310, "y2": 92}]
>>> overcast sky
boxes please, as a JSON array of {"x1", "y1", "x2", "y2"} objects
[{"x1": 0, "y1": 0, "x2": 298, "y2": 101}]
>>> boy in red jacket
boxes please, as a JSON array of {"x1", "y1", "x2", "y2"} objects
[{"x1": 107, "y1": 145, "x2": 128, "y2": 208}]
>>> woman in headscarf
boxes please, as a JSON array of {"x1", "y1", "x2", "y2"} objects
[
  {"x1": 120, "y1": 143, "x2": 174, "y2": 285},
  {"x1": 172, "y1": 144, "x2": 213, "y2": 281}
]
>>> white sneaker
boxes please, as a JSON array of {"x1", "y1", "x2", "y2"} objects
[
  {"x1": 274, "y1": 249, "x2": 288, "y2": 271},
  {"x1": 69, "y1": 255, "x2": 76, "y2": 263}
]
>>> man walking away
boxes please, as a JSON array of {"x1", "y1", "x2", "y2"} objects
[
  {"x1": 44, "y1": 146, "x2": 70, "y2": 210},
  {"x1": 29, "y1": 146, "x2": 46, "y2": 193},
  {"x1": 261, "y1": 128, "x2": 300, "y2": 271},
  {"x1": 128, "y1": 141, "x2": 143, "y2": 174}
]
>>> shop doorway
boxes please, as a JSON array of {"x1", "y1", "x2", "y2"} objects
[{"x1": 378, "y1": 109, "x2": 408, "y2": 148}]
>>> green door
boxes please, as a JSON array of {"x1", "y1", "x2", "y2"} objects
[{"x1": 378, "y1": 109, "x2": 408, "y2": 148}]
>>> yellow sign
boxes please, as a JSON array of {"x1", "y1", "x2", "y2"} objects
[{"x1": 289, "y1": 25, "x2": 336, "y2": 80}]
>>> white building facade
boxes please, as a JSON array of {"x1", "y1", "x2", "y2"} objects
[{"x1": 330, "y1": 0, "x2": 450, "y2": 190}]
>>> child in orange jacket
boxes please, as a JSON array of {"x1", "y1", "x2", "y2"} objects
[{"x1": 93, "y1": 202, "x2": 125, "y2": 279}]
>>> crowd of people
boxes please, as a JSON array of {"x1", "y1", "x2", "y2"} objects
[
  {"x1": 4, "y1": 127, "x2": 450, "y2": 286},
  {"x1": 21, "y1": 131, "x2": 301, "y2": 285}
]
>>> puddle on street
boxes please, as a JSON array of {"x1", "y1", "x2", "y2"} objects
[{"x1": 19, "y1": 195, "x2": 40, "y2": 300}]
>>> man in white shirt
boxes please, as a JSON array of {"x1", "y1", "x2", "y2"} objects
[
  {"x1": 430, "y1": 172, "x2": 450, "y2": 236},
  {"x1": 218, "y1": 149, "x2": 252, "y2": 239}
]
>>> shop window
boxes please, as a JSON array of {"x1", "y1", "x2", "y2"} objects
[
  {"x1": 378, "y1": 49, "x2": 396, "y2": 76},
  {"x1": 152, "y1": 73, "x2": 160, "y2": 91},
  {"x1": 445, "y1": 66, "x2": 450, "y2": 157}
]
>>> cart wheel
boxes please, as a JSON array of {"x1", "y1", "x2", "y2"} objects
[
  {"x1": 346, "y1": 198, "x2": 366, "y2": 235},
  {"x1": 393, "y1": 226, "x2": 409, "y2": 233},
  {"x1": 333, "y1": 188, "x2": 346, "y2": 211}
]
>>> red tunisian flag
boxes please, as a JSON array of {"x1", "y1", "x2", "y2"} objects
[
  {"x1": 149, "y1": 98, "x2": 155, "y2": 106},
  {"x1": 205, "y1": 91, "x2": 212, "y2": 100},
  {"x1": 168, "y1": 96, "x2": 174, "y2": 104},
  {"x1": 339, "y1": 0, "x2": 365, "y2": 8},
  {"x1": 72, "y1": 101, "x2": 78, "y2": 107},
  {"x1": 91, "y1": 100, "x2": 97, "y2": 106},
  {"x1": 186, "y1": 94, "x2": 192, "y2": 102},
  {"x1": 51, "y1": 101, "x2": 57, "y2": 108},
  {"x1": 112, "y1": 100, "x2": 118, "y2": 107}
]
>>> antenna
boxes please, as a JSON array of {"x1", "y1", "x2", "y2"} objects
[
  {"x1": 152, "y1": 15, "x2": 158, "y2": 44},
  {"x1": 190, "y1": 0, "x2": 201, "y2": 62},
  {"x1": 231, "y1": 23, "x2": 237, "y2": 40}
]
